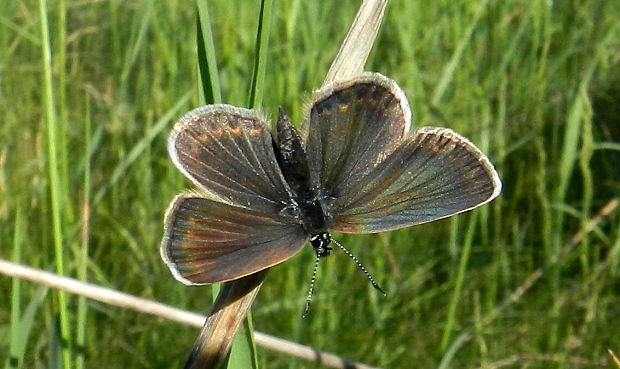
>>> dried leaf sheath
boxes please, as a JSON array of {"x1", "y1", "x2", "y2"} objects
[{"x1": 184, "y1": 271, "x2": 267, "y2": 369}]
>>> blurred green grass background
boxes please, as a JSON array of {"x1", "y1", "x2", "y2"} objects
[{"x1": 2, "y1": 0, "x2": 620, "y2": 368}]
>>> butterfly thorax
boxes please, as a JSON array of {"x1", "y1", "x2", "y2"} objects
[
  {"x1": 297, "y1": 193, "x2": 333, "y2": 232},
  {"x1": 275, "y1": 109, "x2": 334, "y2": 236}
]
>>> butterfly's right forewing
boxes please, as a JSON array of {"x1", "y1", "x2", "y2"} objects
[{"x1": 162, "y1": 193, "x2": 307, "y2": 285}]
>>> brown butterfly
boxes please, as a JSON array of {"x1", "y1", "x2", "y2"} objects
[{"x1": 161, "y1": 73, "x2": 501, "y2": 291}]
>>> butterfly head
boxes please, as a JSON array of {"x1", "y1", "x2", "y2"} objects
[{"x1": 310, "y1": 232, "x2": 332, "y2": 258}]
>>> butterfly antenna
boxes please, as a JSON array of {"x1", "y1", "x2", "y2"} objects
[
  {"x1": 303, "y1": 254, "x2": 321, "y2": 318},
  {"x1": 332, "y1": 238, "x2": 386, "y2": 295}
]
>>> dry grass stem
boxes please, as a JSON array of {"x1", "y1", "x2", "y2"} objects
[{"x1": 0, "y1": 259, "x2": 381, "y2": 369}]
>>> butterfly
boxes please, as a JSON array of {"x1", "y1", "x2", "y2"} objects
[{"x1": 160, "y1": 72, "x2": 501, "y2": 292}]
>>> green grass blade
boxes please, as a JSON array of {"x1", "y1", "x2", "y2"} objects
[
  {"x1": 440, "y1": 212, "x2": 479, "y2": 352},
  {"x1": 557, "y1": 85, "x2": 589, "y2": 203},
  {"x1": 55, "y1": 0, "x2": 73, "y2": 225},
  {"x1": 5, "y1": 285, "x2": 49, "y2": 369},
  {"x1": 196, "y1": 0, "x2": 222, "y2": 104},
  {"x1": 437, "y1": 331, "x2": 470, "y2": 369},
  {"x1": 6, "y1": 206, "x2": 24, "y2": 369},
  {"x1": 46, "y1": 307, "x2": 62, "y2": 369},
  {"x1": 38, "y1": 0, "x2": 71, "y2": 367},
  {"x1": 431, "y1": 0, "x2": 490, "y2": 106},
  {"x1": 120, "y1": 0, "x2": 155, "y2": 82},
  {"x1": 75, "y1": 97, "x2": 92, "y2": 369},
  {"x1": 227, "y1": 317, "x2": 260, "y2": 369},
  {"x1": 247, "y1": 0, "x2": 274, "y2": 109}
]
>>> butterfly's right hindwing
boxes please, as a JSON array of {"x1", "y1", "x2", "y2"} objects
[{"x1": 169, "y1": 105, "x2": 294, "y2": 213}]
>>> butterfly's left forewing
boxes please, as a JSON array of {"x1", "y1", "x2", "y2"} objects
[{"x1": 330, "y1": 127, "x2": 501, "y2": 233}]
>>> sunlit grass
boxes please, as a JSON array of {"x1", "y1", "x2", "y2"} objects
[{"x1": 1, "y1": 0, "x2": 620, "y2": 368}]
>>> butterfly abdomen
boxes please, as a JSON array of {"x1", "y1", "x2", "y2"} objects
[{"x1": 274, "y1": 108, "x2": 334, "y2": 234}]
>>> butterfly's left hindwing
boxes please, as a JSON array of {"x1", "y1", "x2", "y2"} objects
[{"x1": 304, "y1": 74, "x2": 411, "y2": 197}]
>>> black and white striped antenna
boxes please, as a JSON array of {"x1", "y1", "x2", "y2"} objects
[
  {"x1": 302, "y1": 237, "x2": 386, "y2": 318},
  {"x1": 332, "y1": 238, "x2": 386, "y2": 295}
]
